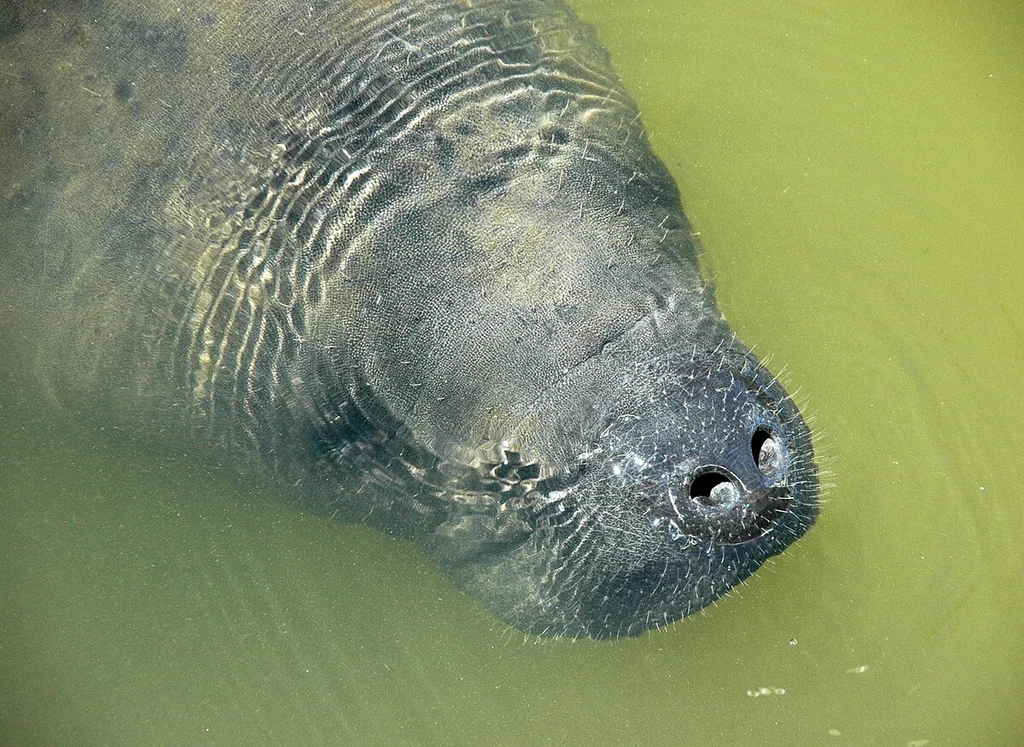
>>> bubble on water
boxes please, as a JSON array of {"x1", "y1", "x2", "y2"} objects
[{"x1": 746, "y1": 686, "x2": 786, "y2": 697}]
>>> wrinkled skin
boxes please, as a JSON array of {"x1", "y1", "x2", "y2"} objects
[{"x1": 0, "y1": 0, "x2": 817, "y2": 637}]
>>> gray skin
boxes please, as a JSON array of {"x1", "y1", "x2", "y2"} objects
[{"x1": 0, "y1": 0, "x2": 818, "y2": 638}]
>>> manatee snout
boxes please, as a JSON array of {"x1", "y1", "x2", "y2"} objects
[
  {"x1": 446, "y1": 345, "x2": 817, "y2": 639},
  {"x1": 648, "y1": 362, "x2": 809, "y2": 547}
]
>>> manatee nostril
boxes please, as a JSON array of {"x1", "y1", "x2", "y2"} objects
[
  {"x1": 752, "y1": 428, "x2": 784, "y2": 480},
  {"x1": 689, "y1": 470, "x2": 740, "y2": 508}
]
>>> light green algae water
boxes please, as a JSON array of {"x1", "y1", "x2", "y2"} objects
[{"x1": 1, "y1": 1, "x2": 1021, "y2": 744}]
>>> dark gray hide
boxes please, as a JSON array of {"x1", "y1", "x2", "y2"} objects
[{"x1": 0, "y1": 0, "x2": 818, "y2": 637}]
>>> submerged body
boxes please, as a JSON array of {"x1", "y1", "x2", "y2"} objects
[{"x1": 0, "y1": 0, "x2": 817, "y2": 637}]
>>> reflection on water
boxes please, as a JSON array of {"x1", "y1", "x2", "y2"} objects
[{"x1": 1, "y1": 0, "x2": 1022, "y2": 744}]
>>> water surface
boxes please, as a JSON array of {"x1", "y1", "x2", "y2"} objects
[{"x1": 1, "y1": 1, "x2": 1022, "y2": 744}]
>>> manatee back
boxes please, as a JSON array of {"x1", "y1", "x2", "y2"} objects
[
  {"x1": 0, "y1": 0, "x2": 684, "y2": 442},
  {"x1": 1, "y1": 1, "x2": 278, "y2": 413}
]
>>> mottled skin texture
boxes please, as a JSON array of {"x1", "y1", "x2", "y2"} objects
[{"x1": 0, "y1": 0, "x2": 818, "y2": 637}]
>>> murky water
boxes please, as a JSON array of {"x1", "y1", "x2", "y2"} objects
[{"x1": 1, "y1": 1, "x2": 1022, "y2": 744}]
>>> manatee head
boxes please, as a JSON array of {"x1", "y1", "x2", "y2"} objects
[
  {"x1": 299, "y1": 92, "x2": 818, "y2": 640},
  {"x1": 420, "y1": 310, "x2": 818, "y2": 639}
]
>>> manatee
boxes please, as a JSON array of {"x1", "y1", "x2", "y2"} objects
[{"x1": 0, "y1": 0, "x2": 818, "y2": 638}]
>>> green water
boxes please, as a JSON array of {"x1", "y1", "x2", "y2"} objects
[{"x1": 1, "y1": 1, "x2": 1022, "y2": 744}]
